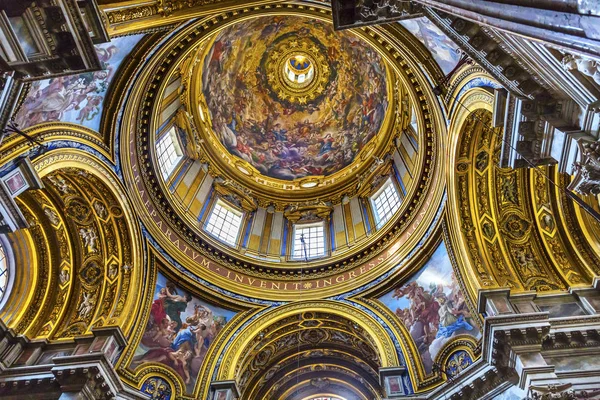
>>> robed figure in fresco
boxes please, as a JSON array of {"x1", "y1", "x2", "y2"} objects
[
  {"x1": 132, "y1": 277, "x2": 234, "y2": 392},
  {"x1": 380, "y1": 243, "x2": 480, "y2": 373}
]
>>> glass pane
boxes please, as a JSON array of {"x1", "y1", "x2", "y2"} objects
[
  {"x1": 204, "y1": 200, "x2": 243, "y2": 247},
  {"x1": 0, "y1": 243, "x2": 7, "y2": 302},
  {"x1": 156, "y1": 127, "x2": 183, "y2": 179},
  {"x1": 292, "y1": 223, "x2": 325, "y2": 259},
  {"x1": 372, "y1": 179, "x2": 401, "y2": 228}
]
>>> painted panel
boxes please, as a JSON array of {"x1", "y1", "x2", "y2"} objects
[
  {"x1": 161, "y1": 97, "x2": 181, "y2": 124},
  {"x1": 9, "y1": 16, "x2": 40, "y2": 57},
  {"x1": 399, "y1": 17, "x2": 460, "y2": 75},
  {"x1": 545, "y1": 354, "x2": 600, "y2": 372},
  {"x1": 202, "y1": 16, "x2": 388, "y2": 180},
  {"x1": 538, "y1": 302, "x2": 587, "y2": 318},
  {"x1": 393, "y1": 149, "x2": 410, "y2": 184},
  {"x1": 13, "y1": 34, "x2": 144, "y2": 132},
  {"x1": 248, "y1": 207, "x2": 266, "y2": 251},
  {"x1": 131, "y1": 273, "x2": 236, "y2": 393},
  {"x1": 379, "y1": 242, "x2": 480, "y2": 373},
  {"x1": 400, "y1": 133, "x2": 416, "y2": 160},
  {"x1": 350, "y1": 197, "x2": 365, "y2": 238},
  {"x1": 189, "y1": 174, "x2": 213, "y2": 216}
]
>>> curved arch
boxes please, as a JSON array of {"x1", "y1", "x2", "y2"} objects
[
  {"x1": 0, "y1": 127, "x2": 144, "y2": 340},
  {"x1": 446, "y1": 84, "x2": 599, "y2": 299},
  {"x1": 446, "y1": 87, "x2": 497, "y2": 299},
  {"x1": 211, "y1": 301, "x2": 401, "y2": 399}
]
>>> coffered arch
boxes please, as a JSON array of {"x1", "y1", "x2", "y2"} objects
[
  {"x1": 0, "y1": 132, "x2": 144, "y2": 339},
  {"x1": 446, "y1": 86, "x2": 600, "y2": 298},
  {"x1": 213, "y1": 301, "x2": 401, "y2": 400}
]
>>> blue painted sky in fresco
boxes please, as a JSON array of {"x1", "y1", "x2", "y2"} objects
[
  {"x1": 399, "y1": 17, "x2": 461, "y2": 75},
  {"x1": 13, "y1": 34, "x2": 144, "y2": 132}
]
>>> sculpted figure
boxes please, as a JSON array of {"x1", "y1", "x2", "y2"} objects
[{"x1": 79, "y1": 227, "x2": 98, "y2": 252}]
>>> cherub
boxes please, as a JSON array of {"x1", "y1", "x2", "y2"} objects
[
  {"x1": 151, "y1": 317, "x2": 173, "y2": 342},
  {"x1": 79, "y1": 227, "x2": 98, "y2": 253},
  {"x1": 78, "y1": 291, "x2": 97, "y2": 318},
  {"x1": 169, "y1": 349, "x2": 193, "y2": 384},
  {"x1": 47, "y1": 175, "x2": 72, "y2": 194},
  {"x1": 59, "y1": 269, "x2": 70, "y2": 285}
]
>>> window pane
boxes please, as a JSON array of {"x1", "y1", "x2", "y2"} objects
[
  {"x1": 0, "y1": 243, "x2": 7, "y2": 302},
  {"x1": 204, "y1": 200, "x2": 243, "y2": 247},
  {"x1": 372, "y1": 178, "x2": 401, "y2": 229},
  {"x1": 156, "y1": 127, "x2": 183, "y2": 179},
  {"x1": 292, "y1": 223, "x2": 325, "y2": 260}
]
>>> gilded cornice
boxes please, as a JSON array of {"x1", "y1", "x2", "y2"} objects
[
  {"x1": 119, "y1": 3, "x2": 447, "y2": 300},
  {"x1": 100, "y1": 0, "x2": 285, "y2": 36}
]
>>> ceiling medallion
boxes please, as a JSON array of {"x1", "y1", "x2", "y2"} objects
[{"x1": 265, "y1": 37, "x2": 330, "y2": 104}]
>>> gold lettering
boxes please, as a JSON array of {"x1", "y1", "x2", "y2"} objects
[
  {"x1": 270, "y1": 282, "x2": 280, "y2": 290},
  {"x1": 323, "y1": 278, "x2": 332, "y2": 287},
  {"x1": 248, "y1": 278, "x2": 256, "y2": 285},
  {"x1": 234, "y1": 274, "x2": 244, "y2": 283},
  {"x1": 293, "y1": 282, "x2": 301, "y2": 290},
  {"x1": 336, "y1": 275, "x2": 345, "y2": 283},
  {"x1": 360, "y1": 266, "x2": 367, "y2": 274},
  {"x1": 260, "y1": 281, "x2": 267, "y2": 288},
  {"x1": 349, "y1": 271, "x2": 356, "y2": 279}
]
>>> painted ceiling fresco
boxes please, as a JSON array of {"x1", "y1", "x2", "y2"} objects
[
  {"x1": 399, "y1": 17, "x2": 461, "y2": 75},
  {"x1": 130, "y1": 273, "x2": 236, "y2": 394},
  {"x1": 202, "y1": 15, "x2": 389, "y2": 181},
  {"x1": 379, "y1": 242, "x2": 480, "y2": 373},
  {"x1": 13, "y1": 34, "x2": 144, "y2": 132}
]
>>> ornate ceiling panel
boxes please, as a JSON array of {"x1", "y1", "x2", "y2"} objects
[{"x1": 201, "y1": 15, "x2": 389, "y2": 181}]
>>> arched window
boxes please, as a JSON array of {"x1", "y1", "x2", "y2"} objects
[{"x1": 0, "y1": 242, "x2": 8, "y2": 302}]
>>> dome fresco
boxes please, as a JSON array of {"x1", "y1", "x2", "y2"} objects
[{"x1": 202, "y1": 15, "x2": 389, "y2": 181}]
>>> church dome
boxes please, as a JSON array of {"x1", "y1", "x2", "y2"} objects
[
  {"x1": 120, "y1": 6, "x2": 445, "y2": 301},
  {"x1": 201, "y1": 15, "x2": 390, "y2": 181}
]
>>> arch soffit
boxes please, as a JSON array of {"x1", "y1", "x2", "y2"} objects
[
  {"x1": 214, "y1": 300, "x2": 400, "y2": 384},
  {"x1": 0, "y1": 133, "x2": 145, "y2": 338}
]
